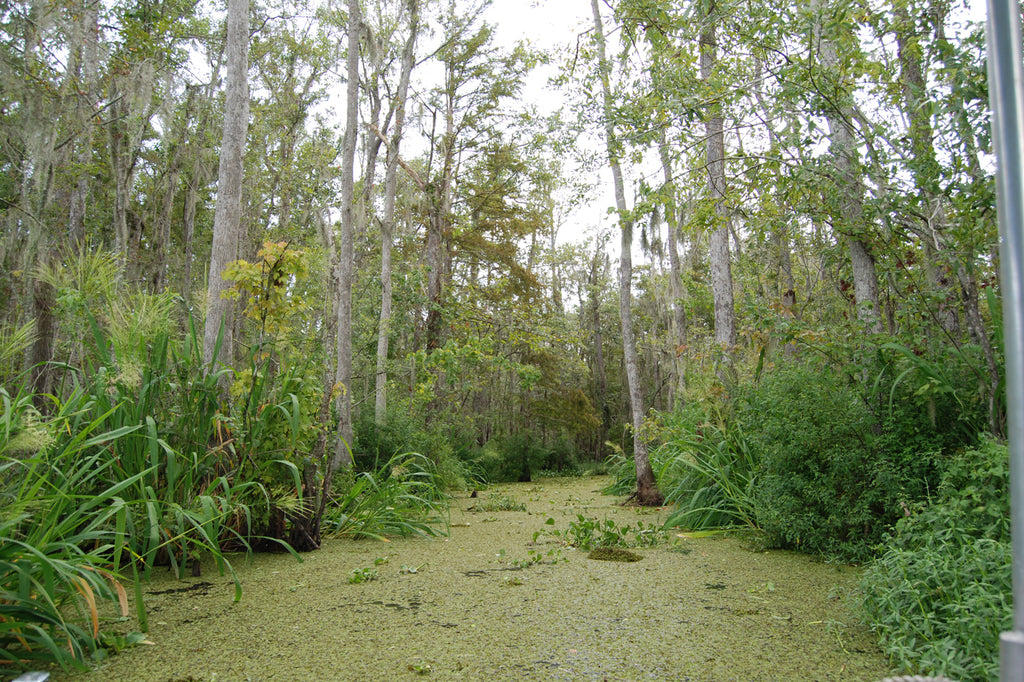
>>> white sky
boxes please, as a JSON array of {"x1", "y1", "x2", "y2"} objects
[{"x1": 483, "y1": 0, "x2": 618, "y2": 251}]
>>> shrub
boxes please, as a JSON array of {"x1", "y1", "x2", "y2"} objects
[
  {"x1": 737, "y1": 363, "x2": 878, "y2": 560},
  {"x1": 471, "y1": 432, "x2": 548, "y2": 483},
  {"x1": 738, "y1": 359, "x2": 971, "y2": 562},
  {"x1": 859, "y1": 439, "x2": 1010, "y2": 682},
  {"x1": 354, "y1": 411, "x2": 475, "y2": 490}
]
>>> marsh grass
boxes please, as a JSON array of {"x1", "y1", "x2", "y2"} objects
[
  {"x1": 0, "y1": 391, "x2": 146, "y2": 674},
  {"x1": 324, "y1": 452, "x2": 449, "y2": 540},
  {"x1": 659, "y1": 423, "x2": 759, "y2": 531}
]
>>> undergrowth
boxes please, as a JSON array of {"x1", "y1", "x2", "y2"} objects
[{"x1": 859, "y1": 438, "x2": 1010, "y2": 682}]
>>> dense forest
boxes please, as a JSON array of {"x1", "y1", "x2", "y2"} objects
[{"x1": 0, "y1": 0, "x2": 1011, "y2": 679}]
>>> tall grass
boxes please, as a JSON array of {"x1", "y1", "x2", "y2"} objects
[
  {"x1": 602, "y1": 408, "x2": 758, "y2": 532},
  {"x1": 0, "y1": 389, "x2": 144, "y2": 674},
  {"x1": 68, "y1": 320, "x2": 272, "y2": 588},
  {"x1": 324, "y1": 452, "x2": 449, "y2": 540},
  {"x1": 660, "y1": 423, "x2": 759, "y2": 531}
]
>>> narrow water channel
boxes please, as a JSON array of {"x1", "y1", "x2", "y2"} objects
[{"x1": 59, "y1": 476, "x2": 895, "y2": 681}]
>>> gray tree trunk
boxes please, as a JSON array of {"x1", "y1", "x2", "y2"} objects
[
  {"x1": 331, "y1": 0, "x2": 361, "y2": 470},
  {"x1": 590, "y1": 0, "x2": 663, "y2": 506},
  {"x1": 589, "y1": 243, "x2": 609, "y2": 458},
  {"x1": 700, "y1": 11, "x2": 737, "y2": 375},
  {"x1": 375, "y1": 0, "x2": 419, "y2": 424},
  {"x1": 815, "y1": 3, "x2": 882, "y2": 333},
  {"x1": 203, "y1": 0, "x2": 249, "y2": 371},
  {"x1": 67, "y1": 0, "x2": 98, "y2": 246},
  {"x1": 658, "y1": 132, "x2": 687, "y2": 404}
]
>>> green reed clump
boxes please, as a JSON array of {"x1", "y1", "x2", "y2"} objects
[
  {"x1": 0, "y1": 388, "x2": 146, "y2": 674},
  {"x1": 323, "y1": 452, "x2": 449, "y2": 540}
]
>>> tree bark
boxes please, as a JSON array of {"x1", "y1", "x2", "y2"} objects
[
  {"x1": 589, "y1": 243, "x2": 609, "y2": 458},
  {"x1": 203, "y1": 0, "x2": 249, "y2": 371},
  {"x1": 67, "y1": 0, "x2": 98, "y2": 246},
  {"x1": 658, "y1": 132, "x2": 687, "y2": 405},
  {"x1": 815, "y1": 3, "x2": 882, "y2": 333},
  {"x1": 331, "y1": 0, "x2": 361, "y2": 470},
  {"x1": 375, "y1": 0, "x2": 420, "y2": 424},
  {"x1": 700, "y1": 8, "x2": 737, "y2": 378},
  {"x1": 590, "y1": 0, "x2": 663, "y2": 506}
]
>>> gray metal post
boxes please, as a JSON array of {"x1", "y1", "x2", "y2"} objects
[{"x1": 988, "y1": 0, "x2": 1024, "y2": 680}]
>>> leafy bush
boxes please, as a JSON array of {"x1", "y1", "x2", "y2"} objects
[
  {"x1": 859, "y1": 439, "x2": 1010, "y2": 682},
  {"x1": 354, "y1": 411, "x2": 476, "y2": 490},
  {"x1": 737, "y1": 357, "x2": 976, "y2": 562}
]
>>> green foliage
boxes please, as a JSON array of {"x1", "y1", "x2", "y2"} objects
[
  {"x1": 659, "y1": 417, "x2": 759, "y2": 532},
  {"x1": 0, "y1": 321, "x2": 33, "y2": 388},
  {"x1": 353, "y1": 411, "x2": 477, "y2": 491},
  {"x1": 222, "y1": 241, "x2": 310, "y2": 339},
  {"x1": 859, "y1": 439, "x2": 1010, "y2": 682},
  {"x1": 536, "y1": 513, "x2": 665, "y2": 550},
  {"x1": 736, "y1": 353, "x2": 981, "y2": 562},
  {"x1": 472, "y1": 432, "x2": 583, "y2": 484},
  {"x1": 740, "y1": 362, "x2": 885, "y2": 561},
  {"x1": 601, "y1": 445, "x2": 638, "y2": 497},
  {"x1": 347, "y1": 567, "x2": 379, "y2": 584},
  {"x1": 0, "y1": 389, "x2": 146, "y2": 673},
  {"x1": 324, "y1": 452, "x2": 450, "y2": 540},
  {"x1": 66, "y1": 322, "x2": 278, "y2": 586}
]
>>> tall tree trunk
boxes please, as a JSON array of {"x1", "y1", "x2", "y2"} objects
[
  {"x1": 375, "y1": 0, "x2": 419, "y2": 424},
  {"x1": 590, "y1": 0, "x2": 663, "y2": 506},
  {"x1": 203, "y1": 0, "x2": 249, "y2": 371},
  {"x1": 332, "y1": 0, "x2": 360, "y2": 470},
  {"x1": 180, "y1": 71, "x2": 220, "y2": 302},
  {"x1": 589, "y1": 244, "x2": 609, "y2": 459},
  {"x1": 815, "y1": 3, "x2": 882, "y2": 332},
  {"x1": 424, "y1": 112, "x2": 455, "y2": 353},
  {"x1": 658, "y1": 131, "x2": 687, "y2": 405},
  {"x1": 700, "y1": 7, "x2": 737, "y2": 379},
  {"x1": 20, "y1": 1, "x2": 59, "y2": 403},
  {"x1": 67, "y1": 0, "x2": 98, "y2": 246}
]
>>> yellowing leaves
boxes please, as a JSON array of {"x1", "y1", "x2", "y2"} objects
[{"x1": 222, "y1": 241, "x2": 309, "y2": 338}]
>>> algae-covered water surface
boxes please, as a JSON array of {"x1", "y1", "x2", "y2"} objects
[{"x1": 58, "y1": 477, "x2": 894, "y2": 681}]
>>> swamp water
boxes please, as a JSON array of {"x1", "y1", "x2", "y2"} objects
[{"x1": 58, "y1": 477, "x2": 894, "y2": 681}]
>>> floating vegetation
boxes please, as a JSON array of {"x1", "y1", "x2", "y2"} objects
[
  {"x1": 469, "y1": 493, "x2": 527, "y2": 512},
  {"x1": 587, "y1": 547, "x2": 643, "y2": 562}
]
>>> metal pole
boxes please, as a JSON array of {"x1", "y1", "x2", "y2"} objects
[{"x1": 988, "y1": 0, "x2": 1024, "y2": 679}]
